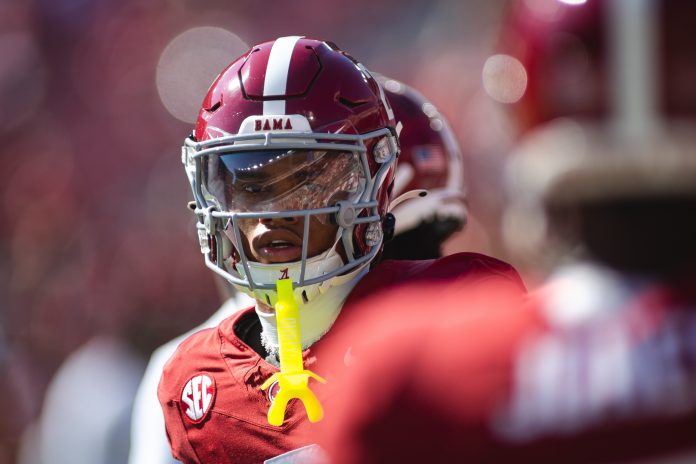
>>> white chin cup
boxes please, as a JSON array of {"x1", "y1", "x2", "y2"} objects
[
  {"x1": 234, "y1": 245, "x2": 345, "y2": 306},
  {"x1": 255, "y1": 263, "x2": 369, "y2": 352}
]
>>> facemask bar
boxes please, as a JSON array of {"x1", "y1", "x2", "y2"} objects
[{"x1": 182, "y1": 128, "x2": 398, "y2": 291}]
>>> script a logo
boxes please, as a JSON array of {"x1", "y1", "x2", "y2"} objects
[
  {"x1": 180, "y1": 374, "x2": 216, "y2": 423},
  {"x1": 279, "y1": 268, "x2": 289, "y2": 280}
]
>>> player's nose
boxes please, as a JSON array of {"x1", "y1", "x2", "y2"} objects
[{"x1": 259, "y1": 215, "x2": 299, "y2": 225}]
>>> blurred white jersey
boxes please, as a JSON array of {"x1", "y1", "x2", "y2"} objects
[{"x1": 24, "y1": 336, "x2": 145, "y2": 464}]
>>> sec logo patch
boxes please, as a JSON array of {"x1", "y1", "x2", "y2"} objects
[{"x1": 180, "y1": 374, "x2": 216, "y2": 423}]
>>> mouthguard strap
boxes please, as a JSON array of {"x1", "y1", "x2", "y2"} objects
[{"x1": 260, "y1": 279, "x2": 326, "y2": 426}]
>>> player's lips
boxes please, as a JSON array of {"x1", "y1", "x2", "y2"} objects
[{"x1": 253, "y1": 229, "x2": 303, "y2": 263}]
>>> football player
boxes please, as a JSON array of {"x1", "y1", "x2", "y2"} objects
[
  {"x1": 156, "y1": 37, "x2": 525, "y2": 464},
  {"x1": 317, "y1": 0, "x2": 696, "y2": 462},
  {"x1": 128, "y1": 74, "x2": 468, "y2": 464}
]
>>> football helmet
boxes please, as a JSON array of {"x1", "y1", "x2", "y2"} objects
[
  {"x1": 379, "y1": 76, "x2": 467, "y2": 260},
  {"x1": 182, "y1": 37, "x2": 399, "y2": 305},
  {"x1": 493, "y1": 0, "x2": 696, "y2": 267}
]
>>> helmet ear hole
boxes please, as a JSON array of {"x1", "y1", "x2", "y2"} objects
[{"x1": 383, "y1": 213, "x2": 396, "y2": 243}]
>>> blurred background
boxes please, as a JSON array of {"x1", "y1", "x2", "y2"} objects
[{"x1": 0, "y1": 0, "x2": 548, "y2": 462}]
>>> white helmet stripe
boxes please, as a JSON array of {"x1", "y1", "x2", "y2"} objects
[{"x1": 263, "y1": 36, "x2": 303, "y2": 115}]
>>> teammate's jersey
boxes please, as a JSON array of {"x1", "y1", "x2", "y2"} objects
[
  {"x1": 157, "y1": 253, "x2": 525, "y2": 464},
  {"x1": 129, "y1": 294, "x2": 253, "y2": 464},
  {"x1": 318, "y1": 262, "x2": 696, "y2": 464}
]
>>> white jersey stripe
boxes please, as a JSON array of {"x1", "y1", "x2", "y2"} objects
[{"x1": 263, "y1": 36, "x2": 303, "y2": 115}]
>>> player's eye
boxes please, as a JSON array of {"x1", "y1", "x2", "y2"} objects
[{"x1": 242, "y1": 183, "x2": 265, "y2": 194}]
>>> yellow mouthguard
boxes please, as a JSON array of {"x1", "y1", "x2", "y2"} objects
[{"x1": 260, "y1": 279, "x2": 326, "y2": 426}]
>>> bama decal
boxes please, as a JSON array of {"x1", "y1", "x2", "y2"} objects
[
  {"x1": 180, "y1": 374, "x2": 216, "y2": 423},
  {"x1": 254, "y1": 117, "x2": 293, "y2": 131}
]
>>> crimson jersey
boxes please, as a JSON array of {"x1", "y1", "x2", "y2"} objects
[
  {"x1": 157, "y1": 253, "x2": 525, "y2": 464},
  {"x1": 318, "y1": 263, "x2": 696, "y2": 464}
]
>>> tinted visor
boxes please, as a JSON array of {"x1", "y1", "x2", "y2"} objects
[{"x1": 204, "y1": 149, "x2": 366, "y2": 214}]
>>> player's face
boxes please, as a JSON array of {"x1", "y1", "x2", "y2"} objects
[
  {"x1": 209, "y1": 148, "x2": 364, "y2": 264},
  {"x1": 233, "y1": 215, "x2": 338, "y2": 264}
]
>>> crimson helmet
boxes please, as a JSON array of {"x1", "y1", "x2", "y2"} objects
[
  {"x1": 378, "y1": 76, "x2": 467, "y2": 260},
  {"x1": 182, "y1": 37, "x2": 399, "y2": 304},
  {"x1": 492, "y1": 0, "x2": 696, "y2": 272}
]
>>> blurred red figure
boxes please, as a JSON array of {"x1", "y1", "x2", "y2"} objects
[
  {"x1": 378, "y1": 76, "x2": 468, "y2": 260},
  {"x1": 318, "y1": 0, "x2": 696, "y2": 462},
  {"x1": 156, "y1": 36, "x2": 524, "y2": 463},
  {"x1": 319, "y1": 273, "x2": 696, "y2": 463}
]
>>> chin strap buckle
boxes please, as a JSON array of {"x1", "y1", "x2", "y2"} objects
[
  {"x1": 196, "y1": 223, "x2": 210, "y2": 255},
  {"x1": 194, "y1": 206, "x2": 220, "y2": 255}
]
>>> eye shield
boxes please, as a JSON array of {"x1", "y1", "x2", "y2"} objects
[{"x1": 204, "y1": 149, "x2": 366, "y2": 217}]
